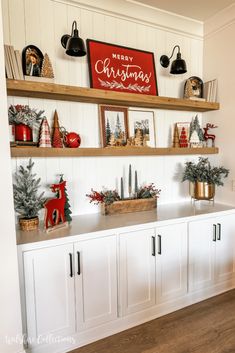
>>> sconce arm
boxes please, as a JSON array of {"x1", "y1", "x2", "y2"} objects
[{"x1": 168, "y1": 45, "x2": 181, "y2": 60}]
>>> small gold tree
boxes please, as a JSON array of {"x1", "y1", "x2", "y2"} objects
[
  {"x1": 172, "y1": 124, "x2": 180, "y2": 147},
  {"x1": 184, "y1": 79, "x2": 193, "y2": 98},
  {"x1": 134, "y1": 129, "x2": 143, "y2": 146},
  {"x1": 41, "y1": 53, "x2": 54, "y2": 78}
]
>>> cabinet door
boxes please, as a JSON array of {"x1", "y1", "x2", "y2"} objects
[
  {"x1": 215, "y1": 214, "x2": 235, "y2": 283},
  {"x1": 75, "y1": 236, "x2": 117, "y2": 330},
  {"x1": 23, "y1": 244, "x2": 75, "y2": 346},
  {"x1": 188, "y1": 218, "x2": 216, "y2": 291},
  {"x1": 156, "y1": 223, "x2": 188, "y2": 304},
  {"x1": 119, "y1": 228, "x2": 155, "y2": 316}
]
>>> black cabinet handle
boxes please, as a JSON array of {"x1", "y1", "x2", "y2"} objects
[
  {"x1": 213, "y1": 224, "x2": 217, "y2": 242},
  {"x1": 77, "y1": 251, "x2": 81, "y2": 275},
  {"x1": 151, "y1": 236, "x2": 156, "y2": 256},
  {"x1": 217, "y1": 223, "x2": 221, "y2": 241},
  {"x1": 69, "y1": 253, "x2": 73, "y2": 277},
  {"x1": 158, "y1": 235, "x2": 162, "y2": 255}
]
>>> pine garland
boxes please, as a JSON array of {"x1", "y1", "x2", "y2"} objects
[{"x1": 13, "y1": 159, "x2": 45, "y2": 218}]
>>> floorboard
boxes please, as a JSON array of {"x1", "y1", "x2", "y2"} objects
[{"x1": 70, "y1": 289, "x2": 235, "y2": 353}]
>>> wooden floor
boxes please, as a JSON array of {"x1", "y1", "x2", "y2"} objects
[{"x1": 71, "y1": 289, "x2": 235, "y2": 353}]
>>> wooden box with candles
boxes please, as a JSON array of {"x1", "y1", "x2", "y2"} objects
[
  {"x1": 101, "y1": 197, "x2": 157, "y2": 215},
  {"x1": 87, "y1": 164, "x2": 161, "y2": 216}
]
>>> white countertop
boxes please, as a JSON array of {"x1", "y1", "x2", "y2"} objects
[{"x1": 16, "y1": 202, "x2": 235, "y2": 246}]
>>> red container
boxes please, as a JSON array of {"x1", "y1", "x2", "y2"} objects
[{"x1": 15, "y1": 124, "x2": 33, "y2": 142}]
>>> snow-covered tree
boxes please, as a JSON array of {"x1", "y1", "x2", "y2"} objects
[
  {"x1": 13, "y1": 159, "x2": 45, "y2": 218},
  {"x1": 190, "y1": 115, "x2": 204, "y2": 142}
]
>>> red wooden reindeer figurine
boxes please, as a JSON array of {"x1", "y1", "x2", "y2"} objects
[
  {"x1": 44, "y1": 180, "x2": 67, "y2": 230},
  {"x1": 203, "y1": 123, "x2": 218, "y2": 147}
]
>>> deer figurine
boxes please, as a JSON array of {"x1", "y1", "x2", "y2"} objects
[
  {"x1": 203, "y1": 123, "x2": 218, "y2": 147},
  {"x1": 44, "y1": 180, "x2": 66, "y2": 229}
]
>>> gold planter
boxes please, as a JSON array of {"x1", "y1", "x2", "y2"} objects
[
  {"x1": 19, "y1": 216, "x2": 39, "y2": 231},
  {"x1": 189, "y1": 182, "x2": 215, "y2": 200}
]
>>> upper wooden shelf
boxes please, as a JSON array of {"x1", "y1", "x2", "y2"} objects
[
  {"x1": 6, "y1": 79, "x2": 220, "y2": 112},
  {"x1": 10, "y1": 147, "x2": 219, "y2": 158}
]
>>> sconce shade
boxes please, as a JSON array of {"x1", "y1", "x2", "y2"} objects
[
  {"x1": 61, "y1": 21, "x2": 86, "y2": 57},
  {"x1": 160, "y1": 45, "x2": 187, "y2": 75},
  {"x1": 170, "y1": 53, "x2": 187, "y2": 74}
]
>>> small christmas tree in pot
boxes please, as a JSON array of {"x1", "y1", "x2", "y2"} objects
[
  {"x1": 13, "y1": 159, "x2": 45, "y2": 231},
  {"x1": 8, "y1": 104, "x2": 44, "y2": 142}
]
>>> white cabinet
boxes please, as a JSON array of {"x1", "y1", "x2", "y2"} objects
[
  {"x1": 75, "y1": 236, "x2": 118, "y2": 330},
  {"x1": 23, "y1": 236, "x2": 118, "y2": 348},
  {"x1": 155, "y1": 223, "x2": 188, "y2": 304},
  {"x1": 20, "y1": 207, "x2": 235, "y2": 353},
  {"x1": 189, "y1": 214, "x2": 235, "y2": 291},
  {"x1": 188, "y1": 218, "x2": 215, "y2": 290},
  {"x1": 119, "y1": 228, "x2": 156, "y2": 315},
  {"x1": 214, "y1": 214, "x2": 235, "y2": 282},
  {"x1": 23, "y1": 244, "x2": 76, "y2": 346},
  {"x1": 119, "y1": 223, "x2": 188, "y2": 315}
]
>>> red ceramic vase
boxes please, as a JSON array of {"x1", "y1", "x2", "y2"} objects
[{"x1": 15, "y1": 124, "x2": 33, "y2": 142}]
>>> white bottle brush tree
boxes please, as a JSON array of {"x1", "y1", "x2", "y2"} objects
[{"x1": 13, "y1": 159, "x2": 45, "y2": 219}]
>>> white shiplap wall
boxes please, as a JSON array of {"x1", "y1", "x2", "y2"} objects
[{"x1": 3, "y1": 0, "x2": 203, "y2": 216}]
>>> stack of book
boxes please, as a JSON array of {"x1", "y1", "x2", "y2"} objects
[
  {"x1": 203, "y1": 79, "x2": 218, "y2": 102},
  {"x1": 4, "y1": 44, "x2": 24, "y2": 80}
]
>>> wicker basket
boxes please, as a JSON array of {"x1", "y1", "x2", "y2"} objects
[{"x1": 19, "y1": 217, "x2": 39, "y2": 231}]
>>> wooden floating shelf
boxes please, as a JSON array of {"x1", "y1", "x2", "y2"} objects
[
  {"x1": 10, "y1": 147, "x2": 219, "y2": 158},
  {"x1": 7, "y1": 79, "x2": 219, "y2": 112}
]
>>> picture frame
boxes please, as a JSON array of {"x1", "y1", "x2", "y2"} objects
[
  {"x1": 128, "y1": 109, "x2": 156, "y2": 147},
  {"x1": 183, "y1": 76, "x2": 203, "y2": 99},
  {"x1": 176, "y1": 122, "x2": 191, "y2": 147},
  {"x1": 99, "y1": 105, "x2": 129, "y2": 147},
  {"x1": 87, "y1": 39, "x2": 158, "y2": 96},
  {"x1": 22, "y1": 45, "x2": 44, "y2": 77}
]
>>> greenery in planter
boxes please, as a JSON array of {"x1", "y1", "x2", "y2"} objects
[
  {"x1": 86, "y1": 189, "x2": 120, "y2": 205},
  {"x1": 8, "y1": 104, "x2": 44, "y2": 127},
  {"x1": 137, "y1": 183, "x2": 161, "y2": 199},
  {"x1": 182, "y1": 157, "x2": 229, "y2": 186},
  {"x1": 13, "y1": 159, "x2": 45, "y2": 219}
]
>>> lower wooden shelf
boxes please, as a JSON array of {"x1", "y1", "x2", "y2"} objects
[{"x1": 10, "y1": 146, "x2": 219, "y2": 157}]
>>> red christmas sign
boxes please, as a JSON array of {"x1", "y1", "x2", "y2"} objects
[{"x1": 87, "y1": 39, "x2": 158, "y2": 96}]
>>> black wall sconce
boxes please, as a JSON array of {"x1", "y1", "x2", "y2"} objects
[
  {"x1": 160, "y1": 45, "x2": 187, "y2": 74},
  {"x1": 61, "y1": 20, "x2": 86, "y2": 57}
]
